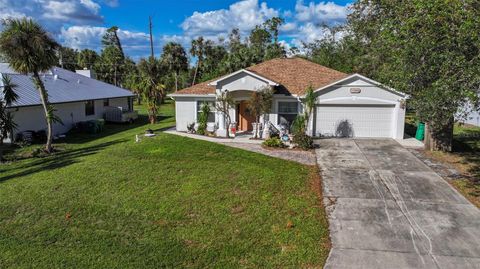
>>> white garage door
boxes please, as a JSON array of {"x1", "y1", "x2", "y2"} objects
[{"x1": 316, "y1": 105, "x2": 395, "y2": 138}]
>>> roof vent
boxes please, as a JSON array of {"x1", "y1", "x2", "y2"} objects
[
  {"x1": 53, "y1": 74, "x2": 58, "y2": 80},
  {"x1": 77, "y1": 79, "x2": 81, "y2": 84}
]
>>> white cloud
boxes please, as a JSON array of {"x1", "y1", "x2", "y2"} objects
[
  {"x1": 295, "y1": 0, "x2": 349, "y2": 25},
  {"x1": 42, "y1": 0, "x2": 103, "y2": 24},
  {"x1": 280, "y1": 22, "x2": 298, "y2": 33},
  {"x1": 181, "y1": 0, "x2": 278, "y2": 38},
  {"x1": 0, "y1": 0, "x2": 104, "y2": 33},
  {"x1": 60, "y1": 25, "x2": 151, "y2": 58}
]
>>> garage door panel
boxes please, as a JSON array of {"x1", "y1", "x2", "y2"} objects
[{"x1": 316, "y1": 105, "x2": 394, "y2": 138}]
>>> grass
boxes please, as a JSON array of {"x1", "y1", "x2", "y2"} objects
[
  {"x1": 405, "y1": 113, "x2": 480, "y2": 207},
  {"x1": 0, "y1": 101, "x2": 330, "y2": 268}
]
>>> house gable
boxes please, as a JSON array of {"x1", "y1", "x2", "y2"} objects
[{"x1": 213, "y1": 71, "x2": 276, "y2": 93}]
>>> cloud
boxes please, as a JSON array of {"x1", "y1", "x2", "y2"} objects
[
  {"x1": 0, "y1": 0, "x2": 104, "y2": 33},
  {"x1": 181, "y1": 0, "x2": 278, "y2": 38},
  {"x1": 42, "y1": 0, "x2": 103, "y2": 24},
  {"x1": 60, "y1": 25, "x2": 152, "y2": 58},
  {"x1": 295, "y1": 0, "x2": 350, "y2": 25}
]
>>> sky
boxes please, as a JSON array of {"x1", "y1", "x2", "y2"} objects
[{"x1": 0, "y1": 0, "x2": 353, "y2": 60}]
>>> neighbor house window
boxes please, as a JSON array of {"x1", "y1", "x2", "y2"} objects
[
  {"x1": 103, "y1": 99, "x2": 109, "y2": 107},
  {"x1": 277, "y1": 101, "x2": 299, "y2": 126},
  {"x1": 85, "y1": 100, "x2": 95, "y2": 116},
  {"x1": 128, "y1": 97, "x2": 133, "y2": 112},
  {"x1": 197, "y1": 101, "x2": 215, "y2": 123}
]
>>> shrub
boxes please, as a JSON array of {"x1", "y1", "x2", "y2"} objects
[
  {"x1": 263, "y1": 137, "x2": 285, "y2": 148},
  {"x1": 291, "y1": 114, "x2": 307, "y2": 134},
  {"x1": 293, "y1": 132, "x2": 314, "y2": 150},
  {"x1": 197, "y1": 103, "x2": 210, "y2": 136}
]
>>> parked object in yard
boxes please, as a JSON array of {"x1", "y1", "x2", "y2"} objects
[
  {"x1": 144, "y1": 129, "x2": 155, "y2": 137},
  {"x1": 104, "y1": 106, "x2": 138, "y2": 123},
  {"x1": 415, "y1": 122, "x2": 425, "y2": 141}
]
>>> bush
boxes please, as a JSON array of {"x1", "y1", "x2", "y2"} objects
[
  {"x1": 291, "y1": 114, "x2": 307, "y2": 134},
  {"x1": 75, "y1": 119, "x2": 105, "y2": 134},
  {"x1": 197, "y1": 103, "x2": 210, "y2": 136},
  {"x1": 263, "y1": 137, "x2": 285, "y2": 148},
  {"x1": 293, "y1": 132, "x2": 314, "y2": 150}
]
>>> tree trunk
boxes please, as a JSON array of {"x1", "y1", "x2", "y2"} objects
[
  {"x1": 192, "y1": 60, "x2": 200, "y2": 86},
  {"x1": 174, "y1": 72, "x2": 178, "y2": 92},
  {"x1": 33, "y1": 71, "x2": 53, "y2": 153},
  {"x1": 424, "y1": 120, "x2": 453, "y2": 152}
]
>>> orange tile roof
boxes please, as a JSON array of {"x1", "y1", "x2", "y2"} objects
[{"x1": 174, "y1": 57, "x2": 349, "y2": 96}]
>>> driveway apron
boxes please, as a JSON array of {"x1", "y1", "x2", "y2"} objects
[{"x1": 316, "y1": 139, "x2": 480, "y2": 269}]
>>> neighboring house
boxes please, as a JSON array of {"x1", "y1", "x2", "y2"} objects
[
  {"x1": 460, "y1": 98, "x2": 480, "y2": 127},
  {"x1": 169, "y1": 57, "x2": 407, "y2": 139},
  {"x1": 0, "y1": 63, "x2": 135, "y2": 141}
]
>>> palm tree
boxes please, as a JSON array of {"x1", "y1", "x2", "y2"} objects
[
  {"x1": 0, "y1": 74, "x2": 19, "y2": 144},
  {"x1": 161, "y1": 42, "x2": 188, "y2": 91},
  {"x1": 190, "y1": 36, "x2": 205, "y2": 86},
  {"x1": 0, "y1": 18, "x2": 59, "y2": 153}
]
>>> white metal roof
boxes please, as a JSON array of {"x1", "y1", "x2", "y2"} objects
[{"x1": 0, "y1": 64, "x2": 134, "y2": 107}]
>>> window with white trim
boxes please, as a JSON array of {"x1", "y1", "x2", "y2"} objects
[
  {"x1": 277, "y1": 101, "x2": 299, "y2": 126},
  {"x1": 197, "y1": 101, "x2": 216, "y2": 123}
]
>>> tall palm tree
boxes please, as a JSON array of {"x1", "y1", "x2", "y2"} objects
[
  {"x1": 0, "y1": 18, "x2": 59, "y2": 153},
  {"x1": 190, "y1": 36, "x2": 205, "y2": 86},
  {"x1": 161, "y1": 42, "x2": 188, "y2": 91}
]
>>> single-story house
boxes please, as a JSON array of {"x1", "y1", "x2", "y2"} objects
[
  {"x1": 0, "y1": 63, "x2": 135, "y2": 141},
  {"x1": 460, "y1": 97, "x2": 480, "y2": 126},
  {"x1": 169, "y1": 57, "x2": 406, "y2": 139}
]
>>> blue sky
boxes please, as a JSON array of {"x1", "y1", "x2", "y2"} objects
[{"x1": 1, "y1": 0, "x2": 352, "y2": 59}]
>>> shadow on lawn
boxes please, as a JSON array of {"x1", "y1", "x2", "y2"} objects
[{"x1": 0, "y1": 140, "x2": 124, "y2": 183}]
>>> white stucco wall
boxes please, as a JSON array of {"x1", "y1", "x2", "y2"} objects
[
  {"x1": 174, "y1": 96, "x2": 215, "y2": 131},
  {"x1": 8, "y1": 97, "x2": 129, "y2": 139},
  {"x1": 217, "y1": 72, "x2": 270, "y2": 92},
  {"x1": 314, "y1": 77, "x2": 406, "y2": 139}
]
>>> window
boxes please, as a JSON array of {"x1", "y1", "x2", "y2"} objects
[
  {"x1": 197, "y1": 101, "x2": 216, "y2": 123},
  {"x1": 127, "y1": 97, "x2": 133, "y2": 112},
  {"x1": 85, "y1": 100, "x2": 95, "y2": 116},
  {"x1": 103, "y1": 99, "x2": 109, "y2": 107},
  {"x1": 277, "y1": 101, "x2": 299, "y2": 126}
]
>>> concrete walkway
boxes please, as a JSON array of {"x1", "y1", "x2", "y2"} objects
[
  {"x1": 164, "y1": 129, "x2": 316, "y2": 165},
  {"x1": 316, "y1": 139, "x2": 480, "y2": 269}
]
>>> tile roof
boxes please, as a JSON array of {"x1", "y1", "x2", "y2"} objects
[
  {"x1": 174, "y1": 57, "x2": 349, "y2": 96},
  {"x1": 0, "y1": 64, "x2": 134, "y2": 107}
]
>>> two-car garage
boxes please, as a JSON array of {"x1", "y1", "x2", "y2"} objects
[{"x1": 312, "y1": 75, "x2": 406, "y2": 139}]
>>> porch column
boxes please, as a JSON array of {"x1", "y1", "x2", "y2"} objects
[{"x1": 216, "y1": 106, "x2": 227, "y2": 137}]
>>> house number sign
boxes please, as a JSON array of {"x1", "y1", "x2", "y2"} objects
[{"x1": 350, "y1": 88, "x2": 362, "y2": 94}]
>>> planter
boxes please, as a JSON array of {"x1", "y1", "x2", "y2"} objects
[{"x1": 251, "y1": 123, "x2": 263, "y2": 138}]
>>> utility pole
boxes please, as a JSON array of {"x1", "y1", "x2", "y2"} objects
[{"x1": 149, "y1": 16, "x2": 154, "y2": 59}]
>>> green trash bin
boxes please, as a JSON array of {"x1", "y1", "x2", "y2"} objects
[{"x1": 415, "y1": 122, "x2": 425, "y2": 141}]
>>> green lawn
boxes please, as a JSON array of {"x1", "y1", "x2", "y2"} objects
[{"x1": 0, "y1": 101, "x2": 330, "y2": 268}]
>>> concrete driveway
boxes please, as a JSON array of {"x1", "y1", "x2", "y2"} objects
[{"x1": 316, "y1": 139, "x2": 480, "y2": 269}]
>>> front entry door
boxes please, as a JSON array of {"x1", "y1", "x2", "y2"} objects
[{"x1": 238, "y1": 101, "x2": 254, "y2": 131}]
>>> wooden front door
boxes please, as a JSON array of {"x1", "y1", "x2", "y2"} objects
[{"x1": 238, "y1": 101, "x2": 254, "y2": 131}]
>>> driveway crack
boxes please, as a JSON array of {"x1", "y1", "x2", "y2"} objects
[{"x1": 352, "y1": 139, "x2": 441, "y2": 269}]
